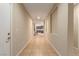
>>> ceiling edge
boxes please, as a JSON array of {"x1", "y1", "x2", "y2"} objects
[
  {"x1": 44, "y1": 4, "x2": 58, "y2": 20},
  {"x1": 21, "y1": 4, "x2": 33, "y2": 20}
]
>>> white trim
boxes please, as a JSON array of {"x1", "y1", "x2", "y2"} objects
[
  {"x1": 16, "y1": 38, "x2": 32, "y2": 56},
  {"x1": 46, "y1": 39, "x2": 61, "y2": 56}
]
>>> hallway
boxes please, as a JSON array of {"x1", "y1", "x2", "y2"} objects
[
  {"x1": 0, "y1": 3, "x2": 77, "y2": 56},
  {"x1": 19, "y1": 34, "x2": 58, "y2": 56}
]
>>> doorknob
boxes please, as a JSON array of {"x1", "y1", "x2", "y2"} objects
[
  {"x1": 6, "y1": 33, "x2": 11, "y2": 43},
  {"x1": 8, "y1": 37, "x2": 11, "y2": 39},
  {"x1": 6, "y1": 37, "x2": 11, "y2": 43},
  {"x1": 8, "y1": 33, "x2": 10, "y2": 35}
]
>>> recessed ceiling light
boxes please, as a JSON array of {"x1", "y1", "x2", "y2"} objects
[{"x1": 37, "y1": 16, "x2": 40, "y2": 20}]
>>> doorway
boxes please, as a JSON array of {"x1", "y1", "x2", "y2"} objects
[
  {"x1": 0, "y1": 4, "x2": 11, "y2": 56},
  {"x1": 34, "y1": 20, "x2": 45, "y2": 36}
]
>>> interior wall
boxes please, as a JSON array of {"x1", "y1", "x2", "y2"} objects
[
  {"x1": 74, "y1": 4, "x2": 79, "y2": 48},
  {"x1": 67, "y1": 4, "x2": 74, "y2": 56},
  {"x1": 11, "y1": 4, "x2": 33, "y2": 55},
  {"x1": 78, "y1": 5, "x2": 79, "y2": 48},
  {"x1": 45, "y1": 16, "x2": 51, "y2": 38},
  {"x1": 46, "y1": 4, "x2": 68, "y2": 55}
]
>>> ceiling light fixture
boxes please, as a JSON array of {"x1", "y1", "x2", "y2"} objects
[{"x1": 37, "y1": 16, "x2": 40, "y2": 20}]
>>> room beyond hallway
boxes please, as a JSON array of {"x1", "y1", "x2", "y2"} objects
[{"x1": 19, "y1": 34, "x2": 58, "y2": 56}]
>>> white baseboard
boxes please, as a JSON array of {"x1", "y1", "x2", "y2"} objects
[
  {"x1": 16, "y1": 38, "x2": 32, "y2": 56},
  {"x1": 46, "y1": 39, "x2": 61, "y2": 56}
]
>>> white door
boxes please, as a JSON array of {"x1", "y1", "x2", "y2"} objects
[{"x1": 0, "y1": 4, "x2": 11, "y2": 56}]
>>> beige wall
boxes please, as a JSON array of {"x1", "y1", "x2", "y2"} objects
[
  {"x1": 45, "y1": 4, "x2": 69, "y2": 55},
  {"x1": 46, "y1": 16, "x2": 50, "y2": 34},
  {"x1": 52, "y1": 4, "x2": 68, "y2": 55},
  {"x1": 11, "y1": 4, "x2": 33, "y2": 55},
  {"x1": 74, "y1": 4, "x2": 79, "y2": 48},
  {"x1": 44, "y1": 16, "x2": 51, "y2": 39},
  {"x1": 78, "y1": 5, "x2": 79, "y2": 48}
]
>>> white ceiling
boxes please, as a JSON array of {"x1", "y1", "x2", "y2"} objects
[{"x1": 23, "y1": 3, "x2": 54, "y2": 21}]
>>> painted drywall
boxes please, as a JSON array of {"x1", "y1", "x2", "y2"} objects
[
  {"x1": 45, "y1": 16, "x2": 51, "y2": 33},
  {"x1": 78, "y1": 5, "x2": 79, "y2": 48},
  {"x1": 74, "y1": 4, "x2": 79, "y2": 48},
  {"x1": 46, "y1": 4, "x2": 68, "y2": 55},
  {"x1": 44, "y1": 16, "x2": 51, "y2": 39},
  {"x1": 74, "y1": 5, "x2": 78, "y2": 48},
  {"x1": 11, "y1": 4, "x2": 33, "y2": 55}
]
